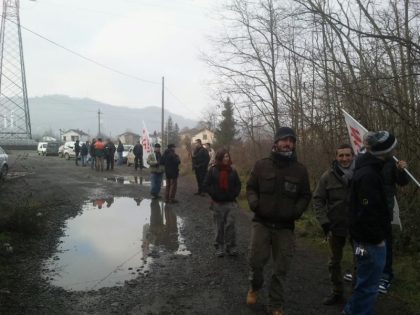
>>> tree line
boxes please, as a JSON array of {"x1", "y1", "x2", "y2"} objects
[{"x1": 201, "y1": 0, "x2": 419, "y2": 253}]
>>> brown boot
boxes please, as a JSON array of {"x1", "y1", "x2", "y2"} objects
[{"x1": 246, "y1": 289, "x2": 258, "y2": 305}]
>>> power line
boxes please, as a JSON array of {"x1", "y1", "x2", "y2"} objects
[{"x1": 2, "y1": 15, "x2": 160, "y2": 85}]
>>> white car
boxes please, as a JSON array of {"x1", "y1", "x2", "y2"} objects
[
  {"x1": 114, "y1": 145, "x2": 132, "y2": 163},
  {"x1": 0, "y1": 145, "x2": 8, "y2": 181},
  {"x1": 63, "y1": 141, "x2": 83, "y2": 160}
]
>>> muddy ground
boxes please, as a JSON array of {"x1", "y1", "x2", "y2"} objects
[{"x1": 0, "y1": 151, "x2": 414, "y2": 314}]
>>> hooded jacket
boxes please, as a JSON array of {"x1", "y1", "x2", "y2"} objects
[
  {"x1": 349, "y1": 152, "x2": 390, "y2": 244},
  {"x1": 246, "y1": 151, "x2": 311, "y2": 230}
]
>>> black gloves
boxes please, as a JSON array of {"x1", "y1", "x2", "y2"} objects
[{"x1": 321, "y1": 223, "x2": 330, "y2": 236}]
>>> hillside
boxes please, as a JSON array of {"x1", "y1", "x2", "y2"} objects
[{"x1": 29, "y1": 95, "x2": 198, "y2": 138}]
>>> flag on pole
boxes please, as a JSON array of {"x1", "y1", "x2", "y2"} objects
[
  {"x1": 342, "y1": 109, "x2": 368, "y2": 153},
  {"x1": 141, "y1": 121, "x2": 152, "y2": 168},
  {"x1": 341, "y1": 109, "x2": 402, "y2": 229}
]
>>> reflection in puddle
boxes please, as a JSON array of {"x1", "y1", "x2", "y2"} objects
[
  {"x1": 104, "y1": 176, "x2": 166, "y2": 187},
  {"x1": 43, "y1": 197, "x2": 189, "y2": 291}
]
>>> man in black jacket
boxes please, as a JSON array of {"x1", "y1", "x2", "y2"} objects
[
  {"x1": 160, "y1": 144, "x2": 181, "y2": 203},
  {"x1": 133, "y1": 140, "x2": 144, "y2": 171},
  {"x1": 344, "y1": 131, "x2": 397, "y2": 315},
  {"x1": 192, "y1": 139, "x2": 210, "y2": 196}
]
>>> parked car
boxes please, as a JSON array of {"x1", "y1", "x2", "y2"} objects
[
  {"x1": 58, "y1": 144, "x2": 65, "y2": 158},
  {"x1": 46, "y1": 142, "x2": 60, "y2": 156},
  {"x1": 0, "y1": 145, "x2": 8, "y2": 181},
  {"x1": 114, "y1": 145, "x2": 133, "y2": 163},
  {"x1": 37, "y1": 142, "x2": 48, "y2": 155},
  {"x1": 63, "y1": 141, "x2": 83, "y2": 160}
]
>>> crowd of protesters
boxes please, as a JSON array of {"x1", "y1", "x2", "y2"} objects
[{"x1": 63, "y1": 126, "x2": 409, "y2": 315}]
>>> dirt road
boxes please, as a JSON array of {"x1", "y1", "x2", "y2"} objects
[{"x1": 0, "y1": 151, "x2": 414, "y2": 314}]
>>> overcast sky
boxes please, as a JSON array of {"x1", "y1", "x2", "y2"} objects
[{"x1": 15, "y1": 0, "x2": 220, "y2": 120}]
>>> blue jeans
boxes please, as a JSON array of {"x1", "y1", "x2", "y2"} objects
[
  {"x1": 344, "y1": 241, "x2": 386, "y2": 315},
  {"x1": 150, "y1": 172, "x2": 163, "y2": 196}
]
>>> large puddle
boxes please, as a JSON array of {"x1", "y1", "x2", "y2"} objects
[{"x1": 42, "y1": 197, "x2": 190, "y2": 291}]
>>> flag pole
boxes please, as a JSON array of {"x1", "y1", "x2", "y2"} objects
[{"x1": 341, "y1": 109, "x2": 420, "y2": 188}]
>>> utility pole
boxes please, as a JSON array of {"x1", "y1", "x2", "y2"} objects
[
  {"x1": 161, "y1": 76, "x2": 164, "y2": 146},
  {"x1": 97, "y1": 109, "x2": 102, "y2": 136}
]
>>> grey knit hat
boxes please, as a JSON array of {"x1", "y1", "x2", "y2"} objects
[{"x1": 369, "y1": 131, "x2": 397, "y2": 156}]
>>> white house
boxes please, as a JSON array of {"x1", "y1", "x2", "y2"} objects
[
  {"x1": 191, "y1": 128, "x2": 215, "y2": 144},
  {"x1": 61, "y1": 129, "x2": 89, "y2": 143}
]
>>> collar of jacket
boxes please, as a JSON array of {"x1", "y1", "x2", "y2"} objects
[{"x1": 270, "y1": 151, "x2": 297, "y2": 167}]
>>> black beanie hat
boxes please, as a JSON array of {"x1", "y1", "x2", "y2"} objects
[
  {"x1": 154, "y1": 143, "x2": 161, "y2": 148},
  {"x1": 370, "y1": 131, "x2": 397, "y2": 156},
  {"x1": 274, "y1": 127, "x2": 296, "y2": 143}
]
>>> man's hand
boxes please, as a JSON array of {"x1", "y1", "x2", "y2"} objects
[{"x1": 396, "y1": 160, "x2": 407, "y2": 170}]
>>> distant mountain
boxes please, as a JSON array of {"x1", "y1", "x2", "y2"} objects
[{"x1": 28, "y1": 95, "x2": 198, "y2": 137}]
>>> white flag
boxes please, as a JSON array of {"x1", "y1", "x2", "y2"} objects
[
  {"x1": 342, "y1": 109, "x2": 368, "y2": 153},
  {"x1": 342, "y1": 109, "x2": 402, "y2": 229},
  {"x1": 141, "y1": 122, "x2": 153, "y2": 168}
]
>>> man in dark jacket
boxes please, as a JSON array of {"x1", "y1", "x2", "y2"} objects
[
  {"x1": 74, "y1": 140, "x2": 80, "y2": 166},
  {"x1": 105, "y1": 139, "x2": 116, "y2": 171},
  {"x1": 246, "y1": 127, "x2": 311, "y2": 315},
  {"x1": 133, "y1": 140, "x2": 144, "y2": 171},
  {"x1": 313, "y1": 144, "x2": 355, "y2": 305},
  {"x1": 192, "y1": 139, "x2": 210, "y2": 196},
  {"x1": 89, "y1": 139, "x2": 96, "y2": 170},
  {"x1": 80, "y1": 142, "x2": 89, "y2": 167},
  {"x1": 344, "y1": 131, "x2": 397, "y2": 315},
  {"x1": 160, "y1": 144, "x2": 181, "y2": 203}
]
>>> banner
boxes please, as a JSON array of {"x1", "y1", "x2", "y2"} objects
[
  {"x1": 342, "y1": 109, "x2": 368, "y2": 153},
  {"x1": 141, "y1": 122, "x2": 153, "y2": 168},
  {"x1": 341, "y1": 109, "x2": 402, "y2": 229}
]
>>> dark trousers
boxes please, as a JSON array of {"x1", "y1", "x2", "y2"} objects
[
  {"x1": 75, "y1": 153, "x2": 80, "y2": 165},
  {"x1": 165, "y1": 178, "x2": 178, "y2": 202},
  {"x1": 106, "y1": 155, "x2": 114, "y2": 170},
  {"x1": 328, "y1": 234, "x2": 346, "y2": 294},
  {"x1": 383, "y1": 233, "x2": 393, "y2": 281},
  {"x1": 194, "y1": 167, "x2": 207, "y2": 193},
  {"x1": 135, "y1": 156, "x2": 143, "y2": 170}
]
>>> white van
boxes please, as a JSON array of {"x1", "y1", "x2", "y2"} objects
[{"x1": 37, "y1": 142, "x2": 48, "y2": 155}]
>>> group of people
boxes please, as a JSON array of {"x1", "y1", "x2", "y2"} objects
[
  {"x1": 187, "y1": 126, "x2": 407, "y2": 315},
  {"x1": 73, "y1": 138, "x2": 125, "y2": 171}
]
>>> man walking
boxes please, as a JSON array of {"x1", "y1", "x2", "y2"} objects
[
  {"x1": 192, "y1": 139, "x2": 210, "y2": 196},
  {"x1": 246, "y1": 127, "x2": 311, "y2": 315},
  {"x1": 313, "y1": 144, "x2": 355, "y2": 305},
  {"x1": 344, "y1": 131, "x2": 397, "y2": 315},
  {"x1": 147, "y1": 143, "x2": 164, "y2": 199}
]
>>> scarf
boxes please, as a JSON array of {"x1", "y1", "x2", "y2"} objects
[
  {"x1": 337, "y1": 160, "x2": 355, "y2": 185},
  {"x1": 218, "y1": 164, "x2": 231, "y2": 192}
]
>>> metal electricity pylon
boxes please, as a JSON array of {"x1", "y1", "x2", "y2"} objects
[{"x1": 0, "y1": 0, "x2": 32, "y2": 144}]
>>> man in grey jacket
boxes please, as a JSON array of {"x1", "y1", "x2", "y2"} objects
[
  {"x1": 313, "y1": 143, "x2": 355, "y2": 305},
  {"x1": 246, "y1": 127, "x2": 311, "y2": 315}
]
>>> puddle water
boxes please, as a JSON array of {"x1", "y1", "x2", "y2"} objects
[
  {"x1": 104, "y1": 176, "x2": 166, "y2": 187},
  {"x1": 42, "y1": 197, "x2": 190, "y2": 291},
  {"x1": 7, "y1": 171, "x2": 32, "y2": 179}
]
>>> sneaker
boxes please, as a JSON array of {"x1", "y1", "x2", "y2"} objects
[
  {"x1": 246, "y1": 289, "x2": 258, "y2": 305},
  {"x1": 323, "y1": 293, "x2": 345, "y2": 305},
  {"x1": 344, "y1": 272, "x2": 353, "y2": 282},
  {"x1": 378, "y1": 279, "x2": 390, "y2": 294}
]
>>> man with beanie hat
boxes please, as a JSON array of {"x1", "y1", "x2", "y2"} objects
[
  {"x1": 246, "y1": 127, "x2": 311, "y2": 315},
  {"x1": 344, "y1": 131, "x2": 398, "y2": 315}
]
